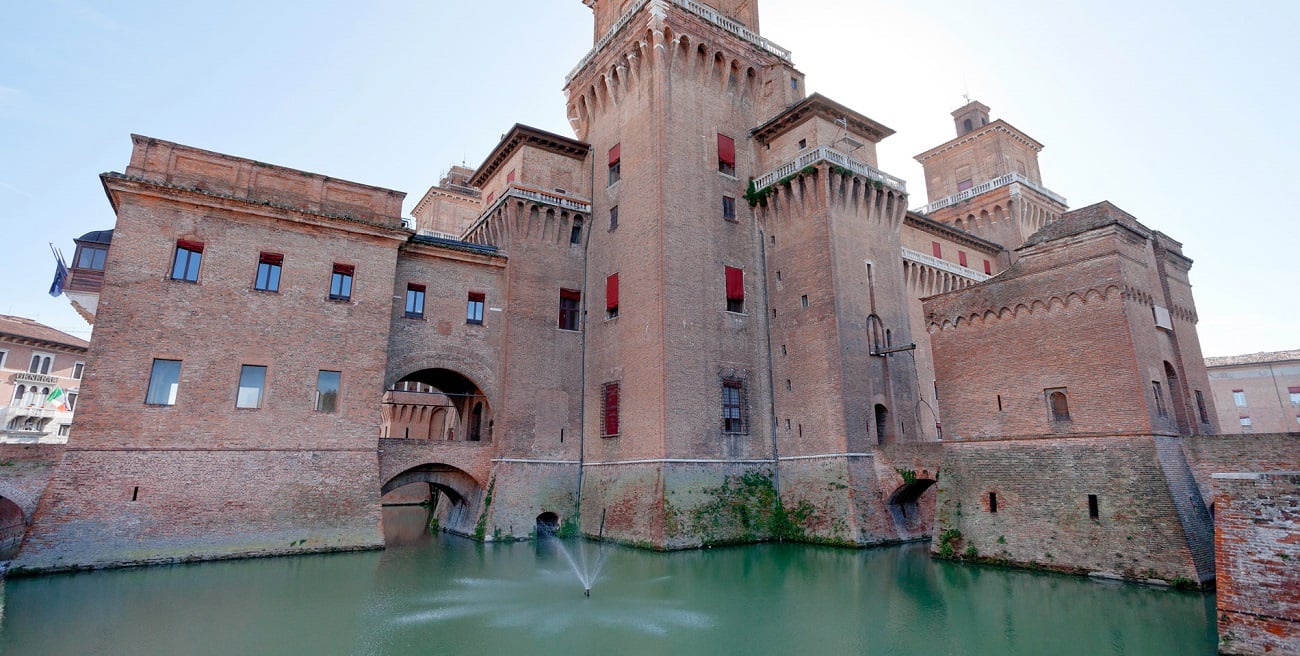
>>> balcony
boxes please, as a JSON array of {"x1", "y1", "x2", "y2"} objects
[
  {"x1": 901, "y1": 247, "x2": 991, "y2": 283},
  {"x1": 753, "y1": 145, "x2": 908, "y2": 195},
  {"x1": 914, "y1": 172, "x2": 1067, "y2": 216},
  {"x1": 13, "y1": 372, "x2": 60, "y2": 386}
]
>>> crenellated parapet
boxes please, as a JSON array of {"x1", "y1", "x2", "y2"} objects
[{"x1": 462, "y1": 186, "x2": 590, "y2": 251}]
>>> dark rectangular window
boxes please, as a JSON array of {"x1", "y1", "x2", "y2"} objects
[
  {"x1": 467, "y1": 292, "x2": 485, "y2": 324},
  {"x1": 722, "y1": 196, "x2": 736, "y2": 222},
  {"x1": 610, "y1": 205, "x2": 619, "y2": 231},
  {"x1": 316, "y1": 370, "x2": 340, "y2": 413},
  {"x1": 717, "y1": 134, "x2": 736, "y2": 175},
  {"x1": 602, "y1": 381, "x2": 620, "y2": 437},
  {"x1": 1088, "y1": 494, "x2": 1099, "y2": 519},
  {"x1": 722, "y1": 378, "x2": 746, "y2": 434},
  {"x1": 171, "y1": 240, "x2": 203, "y2": 282},
  {"x1": 605, "y1": 273, "x2": 619, "y2": 319},
  {"x1": 73, "y1": 362, "x2": 85, "y2": 379},
  {"x1": 405, "y1": 284, "x2": 426, "y2": 318},
  {"x1": 76, "y1": 245, "x2": 108, "y2": 270},
  {"x1": 236, "y1": 364, "x2": 267, "y2": 409},
  {"x1": 255, "y1": 252, "x2": 283, "y2": 292},
  {"x1": 1195, "y1": 390, "x2": 1210, "y2": 424},
  {"x1": 1152, "y1": 381, "x2": 1167, "y2": 418},
  {"x1": 570, "y1": 218, "x2": 583, "y2": 245},
  {"x1": 559, "y1": 289, "x2": 581, "y2": 331},
  {"x1": 145, "y1": 359, "x2": 181, "y2": 405},
  {"x1": 330, "y1": 264, "x2": 354, "y2": 301},
  {"x1": 931, "y1": 241, "x2": 942, "y2": 259},
  {"x1": 67, "y1": 391, "x2": 78, "y2": 411},
  {"x1": 608, "y1": 144, "x2": 621, "y2": 185},
  {"x1": 989, "y1": 492, "x2": 998, "y2": 513},
  {"x1": 725, "y1": 266, "x2": 744, "y2": 313}
]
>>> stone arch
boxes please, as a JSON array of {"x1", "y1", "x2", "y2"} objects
[
  {"x1": 536, "y1": 511, "x2": 560, "y2": 535},
  {"x1": 887, "y1": 477, "x2": 937, "y2": 532},
  {"x1": 0, "y1": 493, "x2": 25, "y2": 560},
  {"x1": 381, "y1": 463, "x2": 479, "y2": 507},
  {"x1": 385, "y1": 363, "x2": 495, "y2": 443}
]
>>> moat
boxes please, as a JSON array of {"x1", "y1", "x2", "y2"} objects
[{"x1": 0, "y1": 507, "x2": 1218, "y2": 655}]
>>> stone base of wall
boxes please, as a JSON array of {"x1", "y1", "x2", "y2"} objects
[
  {"x1": 1214, "y1": 472, "x2": 1300, "y2": 656},
  {"x1": 479, "y1": 460, "x2": 580, "y2": 540},
  {"x1": 12, "y1": 449, "x2": 383, "y2": 574},
  {"x1": 934, "y1": 436, "x2": 1206, "y2": 584}
]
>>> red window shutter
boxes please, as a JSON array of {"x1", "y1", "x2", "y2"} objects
[
  {"x1": 609, "y1": 143, "x2": 621, "y2": 166},
  {"x1": 959, "y1": 251, "x2": 968, "y2": 267},
  {"x1": 604, "y1": 383, "x2": 620, "y2": 435},
  {"x1": 725, "y1": 266, "x2": 744, "y2": 301},
  {"x1": 260, "y1": 252, "x2": 283, "y2": 265},
  {"x1": 333, "y1": 263, "x2": 354, "y2": 275},
  {"x1": 507, "y1": 169, "x2": 516, "y2": 183},
  {"x1": 931, "y1": 242, "x2": 941, "y2": 258},
  {"x1": 408, "y1": 283, "x2": 426, "y2": 293},
  {"x1": 561, "y1": 288, "x2": 581, "y2": 301},
  {"x1": 485, "y1": 192, "x2": 495, "y2": 205},
  {"x1": 468, "y1": 292, "x2": 485, "y2": 302},
  {"x1": 718, "y1": 134, "x2": 736, "y2": 167},
  {"x1": 178, "y1": 239, "x2": 204, "y2": 253},
  {"x1": 1289, "y1": 387, "x2": 1300, "y2": 394},
  {"x1": 983, "y1": 259, "x2": 992, "y2": 275},
  {"x1": 606, "y1": 273, "x2": 619, "y2": 311}
]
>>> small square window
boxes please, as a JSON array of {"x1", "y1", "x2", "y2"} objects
[
  {"x1": 798, "y1": 138, "x2": 807, "y2": 150},
  {"x1": 255, "y1": 252, "x2": 283, "y2": 292},
  {"x1": 405, "y1": 284, "x2": 426, "y2": 319},
  {"x1": 171, "y1": 240, "x2": 203, "y2": 282},
  {"x1": 1239, "y1": 416, "x2": 1253, "y2": 433},
  {"x1": 790, "y1": 78, "x2": 799, "y2": 91},
  {"x1": 146, "y1": 359, "x2": 181, "y2": 405},
  {"x1": 467, "y1": 292, "x2": 485, "y2": 325},
  {"x1": 330, "y1": 264, "x2": 354, "y2": 301},
  {"x1": 1288, "y1": 387, "x2": 1300, "y2": 406},
  {"x1": 722, "y1": 196, "x2": 736, "y2": 222},
  {"x1": 236, "y1": 365, "x2": 267, "y2": 409},
  {"x1": 559, "y1": 289, "x2": 581, "y2": 331},
  {"x1": 1232, "y1": 390, "x2": 1246, "y2": 407},
  {"x1": 316, "y1": 370, "x2": 341, "y2": 413}
]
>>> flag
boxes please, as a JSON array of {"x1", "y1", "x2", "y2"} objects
[
  {"x1": 49, "y1": 254, "x2": 68, "y2": 297},
  {"x1": 46, "y1": 387, "x2": 69, "y2": 412}
]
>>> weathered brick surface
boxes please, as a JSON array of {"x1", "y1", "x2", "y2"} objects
[
  {"x1": 0, "y1": 445, "x2": 63, "y2": 523},
  {"x1": 935, "y1": 436, "x2": 1202, "y2": 583},
  {"x1": 1214, "y1": 472, "x2": 1300, "y2": 655},
  {"x1": 480, "y1": 461, "x2": 580, "y2": 540},
  {"x1": 1184, "y1": 434, "x2": 1300, "y2": 507}
]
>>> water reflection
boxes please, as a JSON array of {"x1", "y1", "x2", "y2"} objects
[{"x1": 0, "y1": 506, "x2": 1218, "y2": 655}]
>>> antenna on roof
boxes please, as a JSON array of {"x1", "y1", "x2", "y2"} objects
[{"x1": 833, "y1": 116, "x2": 864, "y2": 153}]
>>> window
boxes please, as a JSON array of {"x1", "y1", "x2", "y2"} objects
[
  {"x1": 724, "y1": 266, "x2": 744, "y2": 313},
  {"x1": 0, "y1": 349, "x2": 6, "y2": 369},
  {"x1": 73, "y1": 362, "x2": 85, "y2": 380},
  {"x1": 145, "y1": 359, "x2": 181, "y2": 405},
  {"x1": 76, "y1": 245, "x2": 108, "y2": 270},
  {"x1": 57, "y1": 424, "x2": 70, "y2": 437},
  {"x1": 1152, "y1": 381, "x2": 1167, "y2": 418},
  {"x1": 1289, "y1": 387, "x2": 1300, "y2": 406},
  {"x1": 405, "y1": 284, "x2": 426, "y2": 319},
  {"x1": 467, "y1": 292, "x2": 485, "y2": 325},
  {"x1": 67, "y1": 392, "x2": 77, "y2": 411},
  {"x1": 570, "y1": 218, "x2": 583, "y2": 245},
  {"x1": 983, "y1": 259, "x2": 992, "y2": 275},
  {"x1": 254, "y1": 252, "x2": 283, "y2": 292},
  {"x1": 605, "y1": 273, "x2": 619, "y2": 319},
  {"x1": 1046, "y1": 389, "x2": 1070, "y2": 422},
  {"x1": 608, "y1": 144, "x2": 621, "y2": 185},
  {"x1": 791, "y1": 78, "x2": 799, "y2": 91},
  {"x1": 558, "y1": 289, "x2": 581, "y2": 331},
  {"x1": 800, "y1": 295, "x2": 808, "y2": 309},
  {"x1": 316, "y1": 370, "x2": 341, "y2": 413},
  {"x1": 797, "y1": 138, "x2": 807, "y2": 150},
  {"x1": 931, "y1": 241, "x2": 942, "y2": 258},
  {"x1": 958, "y1": 251, "x2": 968, "y2": 268},
  {"x1": 1088, "y1": 494, "x2": 1099, "y2": 519},
  {"x1": 236, "y1": 365, "x2": 267, "y2": 409},
  {"x1": 722, "y1": 378, "x2": 746, "y2": 434},
  {"x1": 29, "y1": 354, "x2": 52, "y2": 375},
  {"x1": 957, "y1": 179, "x2": 973, "y2": 192},
  {"x1": 12, "y1": 385, "x2": 24, "y2": 405},
  {"x1": 171, "y1": 240, "x2": 203, "y2": 282},
  {"x1": 609, "y1": 205, "x2": 619, "y2": 231},
  {"x1": 602, "y1": 381, "x2": 620, "y2": 437},
  {"x1": 329, "y1": 264, "x2": 354, "y2": 301},
  {"x1": 988, "y1": 492, "x2": 998, "y2": 513},
  {"x1": 722, "y1": 196, "x2": 736, "y2": 222},
  {"x1": 1232, "y1": 389, "x2": 1246, "y2": 407},
  {"x1": 1239, "y1": 417, "x2": 1253, "y2": 433},
  {"x1": 1195, "y1": 390, "x2": 1210, "y2": 424},
  {"x1": 506, "y1": 169, "x2": 516, "y2": 184},
  {"x1": 717, "y1": 134, "x2": 736, "y2": 176}
]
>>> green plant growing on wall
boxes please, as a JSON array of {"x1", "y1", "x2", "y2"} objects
[
  {"x1": 896, "y1": 468, "x2": 918, "y2": 485},
  {"x1": 937, "y1": 528, "x2": 962, "y2": 559},
  {"x1": 473, "y1": 476, "x2": 496, "y2": 541}
]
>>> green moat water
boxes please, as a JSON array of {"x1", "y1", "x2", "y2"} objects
[{"x1": 0, "y1": 507, "x2": 1218, "y2": 655}]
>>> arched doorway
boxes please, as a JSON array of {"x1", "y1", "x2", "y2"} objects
[
  {"x1": 383, "y1": 368, "x2": 491, "y2": 442},
  {"x1": 0, "y1": 495, "x2": 25, "y2": 560},
  {"x1": 536, "y1": 512, "x2": 560, "y2": 536},
  {"x1": 887, "y1": 478, "x2": 937, "y2": 535}
]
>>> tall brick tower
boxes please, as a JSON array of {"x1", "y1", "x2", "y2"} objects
[{"x1": 914, "y1": 101, "x2": 1069, "y2": 253}]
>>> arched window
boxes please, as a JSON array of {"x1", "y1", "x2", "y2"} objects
[
  {"x1": 963, "y1": 118, "x2": 973, "y2": 132},
  {"x1": 570, "y1": 218, "x2": 583, "y2": 245},
  {"x1": 13, "y1": 385, "x2": 25, "y2": 404},
  {"x1": 1047, "y1": 389, "x2": 1070, "y2": 422}
]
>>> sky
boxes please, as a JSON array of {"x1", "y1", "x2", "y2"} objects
[{"x1": 2, "y1": 0, "x2": 1296, "y2": 357}]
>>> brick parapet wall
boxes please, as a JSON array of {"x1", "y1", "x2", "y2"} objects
[
  {"x1": 1214, "y1": 472, "x2": 1300, "y2": 655},
  {"x1": 1183, "y1": 434, "x2": 1300, "y2": 507}
]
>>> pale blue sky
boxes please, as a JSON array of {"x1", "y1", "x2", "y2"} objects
[{"x1": 2, "y1": 0, "x2": 1295, "y2": 357}]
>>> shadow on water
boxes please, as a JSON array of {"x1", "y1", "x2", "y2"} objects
[{"x1": 0, "y1": 506, "x2": 1219, "y2": 656}]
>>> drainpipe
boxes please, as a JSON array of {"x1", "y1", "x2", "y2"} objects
[{"x1": 758, "y1": 226, "x2": 780, "y2": 494}]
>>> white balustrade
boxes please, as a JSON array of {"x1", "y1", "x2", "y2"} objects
[
  {"x1": 914, "y1": 172, "x2": 1067, "y2": 215},
  {"x1": 901, "y1": 248, "x2": 990, "y2": 283},
  {"x1": 752, "y1": 145, "x2": 907, "y2": 194}
]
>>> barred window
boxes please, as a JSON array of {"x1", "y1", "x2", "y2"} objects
[{"x1": 722, "y1": 378, "x2": 747, "y2": 434}]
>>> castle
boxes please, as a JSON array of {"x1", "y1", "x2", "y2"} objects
[{"x1": 10, "y1": 6, "x2": 1298, "y2": 637}]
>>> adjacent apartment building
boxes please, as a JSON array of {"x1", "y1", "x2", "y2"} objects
[
  {"x1": 1, "y1": 315, "x2": 88, "y2": 443},
  {"x1": 1206, "y1": 350, "x2": 1300, "y2": 434}
]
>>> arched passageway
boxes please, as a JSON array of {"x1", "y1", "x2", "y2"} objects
[
  {"x1": 380, "y1": 463, "x2": 482, "y2": 541},
  {"x1": 536, "y1": 512, "x2": 560, "y2": 536},
  {"x1": 887, "y1": 478, "x2": 937, "y2": 533},
  {"x1": 383, "y1": 368, "x2": 492, "y2": 442},
  {"x1": 0, "y1": 495, "x2": 26, "y2": 560}
]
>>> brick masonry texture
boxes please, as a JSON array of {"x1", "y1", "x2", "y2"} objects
[{"x1": 1214, "y1": 472, "x2": 1300, "y2": 656}]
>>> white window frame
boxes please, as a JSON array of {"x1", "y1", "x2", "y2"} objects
[
  {"x1": 0, "y1": 349, "x2": 8, "y2": 369},
  {"x1": 1232, "y1": 390, "x2": 1247, "y2": 407},
  {"x1": 29, "y1": 352, "x2": 54, "y2": 375},
  {"x1": 73, "y1": 361, "x2": 85, "y2": 380}
]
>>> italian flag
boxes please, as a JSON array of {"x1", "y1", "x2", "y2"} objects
[{"x1": 46, "y1": 387, "x2": 69, "y2": 412}]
